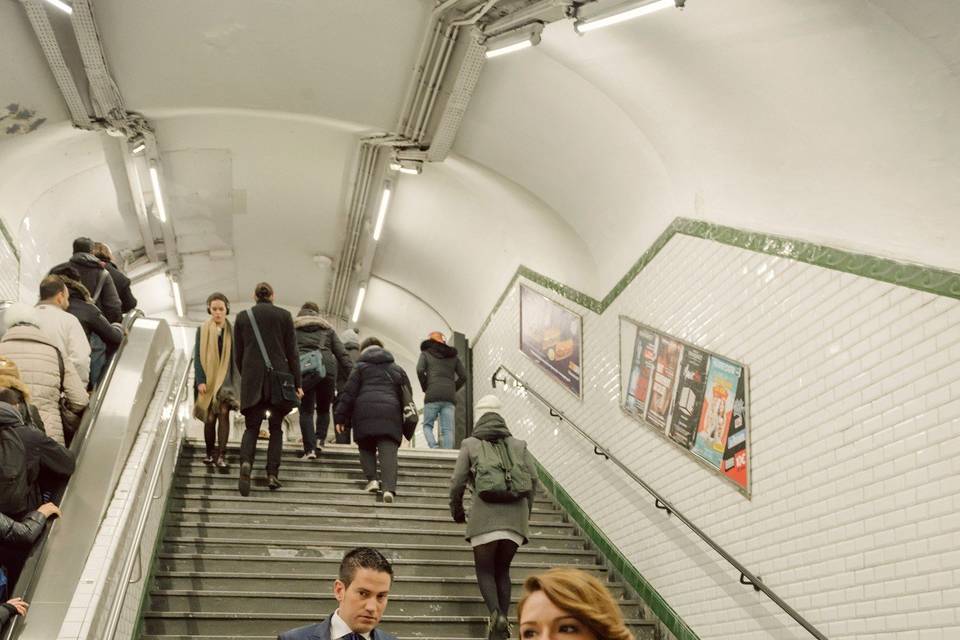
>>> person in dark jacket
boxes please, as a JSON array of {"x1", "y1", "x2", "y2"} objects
[
  {"x1": 294, "y1": 303, "x2": 352, "y2": 459},
  {"x1": 417, "y1": 331, "x2": 466, "y2": 449},
  {"x1": 0, "y1": 391, "x2": 75, "y2": 516},
  {"x1": 334, "y1": 337, "x2": 411, "y2": 504},
  {"x1": 0, "y1": 598, "x2": 29, "y2": 628},
  {"x1": 92, "y1": 242, "x2": 138, "y2": 313},
  {"x1": 333, "y1": 328, "x2": 361, "y2": 446},
  {"x1": 0, "y1": 502, "x2": 60, "y2": 545},
  {"x1": 52, "y1": 237, "x2": 122, "y2": 323},
  {"x1": 449, "y1": 394, "x2": 538, "y2": 640},
  {"x1": 47, "y1": 265, "x2": 124, "y2": 389},
  {"x1": 193, "y1": 293, "x2": 240, "y2": 469},
  {"x1": 233, "y1": 283, "x2": 302, "y2": 495}
]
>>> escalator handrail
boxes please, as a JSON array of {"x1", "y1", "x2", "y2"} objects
[
  {"x1": 101, "y1": 355, "x2": 189, "y2": 640},
  {"x1": 491, "y1": 364, "x2": 828, "y2": 640},
  {"x1": 3, "y1": 310, "x2": 143, "y2": 640}
]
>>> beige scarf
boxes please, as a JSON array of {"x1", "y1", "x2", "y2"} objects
[{"x1": 194, "y1": 318, "x2": 233, "y2": 421}]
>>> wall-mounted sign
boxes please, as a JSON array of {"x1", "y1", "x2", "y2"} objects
[
  {"x1": 620, "y1": 316, "x2": 751, "y2": 496},
  {"x1": 520, "y1": 285, "x2": 582, "y2": 398}
]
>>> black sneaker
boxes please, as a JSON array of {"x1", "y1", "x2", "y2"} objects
[
  {"x1": 268, "y1": 475, "x2": 282, "y2": 490},
  {"x1": 238, "y1": 462, "x2": 251, "y2": 497}
]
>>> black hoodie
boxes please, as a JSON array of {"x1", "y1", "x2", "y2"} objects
[
  {"x1": 52, "y1": 253, "x2": 122, "y2": 322},
  {"x1": 416, "y1": 339, "x2": 466, "y2": 404}
]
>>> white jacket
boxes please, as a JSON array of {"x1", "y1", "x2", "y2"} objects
[
  {"x1": 0, "y1": 324, "x2": 89, "y2": 445},
  {"x1": 35, "y1": 303, "x2": 90, "y2": 385}
]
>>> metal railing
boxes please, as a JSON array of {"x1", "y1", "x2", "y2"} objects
[
  {"x1": 3, "y1": 310, "x2": 142, "y2": 640},
  {"x1": 491, "y1": 364, "x2": 828, "y2": 640}
]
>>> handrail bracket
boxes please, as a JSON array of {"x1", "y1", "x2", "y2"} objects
[{"x1": 740, "y1": 573, "x2": 762, "y2": 592}]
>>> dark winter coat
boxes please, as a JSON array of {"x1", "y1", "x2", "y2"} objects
[
  {"x1": 0, "y1": 403, "x2": 75, "y2": 515},
  {"x1": 233, "y1": 302, "x2": 301, "y2": 411},
  {"x1": 294, "y1": 316, "x2": 353, "y2": 384},
  {"x1": 334, "y1": 346, "x2": 411, "y2": 445},
  {"x1": 449, "y1": 412, "x2": 538, "y2": 543},
  {"x1": 62, "y1": 278, "x2": 123, "y2": 350},
  {"x1": 53, "y1": 253, "x2": 122, "y2": 323},
  {"x1": 103, "y1": 260, "x2": 138, "y2": 314},
  {"x1": 417, "y1": 340, "x2": 466, "y2": 404},
  {"x1": 0, "y1": 509, "x2": 47, "y2": 545}
]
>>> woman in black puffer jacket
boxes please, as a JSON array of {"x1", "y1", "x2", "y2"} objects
[{"x1": 334, "y1": 337, "x2": 412, "y2": 503}]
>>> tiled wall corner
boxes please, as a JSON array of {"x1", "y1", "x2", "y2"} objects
[{"x1": 474, "y1": 233, "x2": 960, "y2": 640}]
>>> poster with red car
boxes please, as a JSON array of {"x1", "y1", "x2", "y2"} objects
[{"x1": 519, "y1": 285, "x2": 583, "y2": 398}]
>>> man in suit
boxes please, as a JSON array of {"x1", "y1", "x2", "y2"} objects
[
  {"x1": 278, "y1": 547, "x2": 397, "y2": 640},
  {"x1": 233, "y1": 282, "x2": 302, "y2": 495}
]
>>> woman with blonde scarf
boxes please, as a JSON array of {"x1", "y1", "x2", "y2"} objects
[{"x1": 193, "y1": 292, "x2": 240, "y2": 468}]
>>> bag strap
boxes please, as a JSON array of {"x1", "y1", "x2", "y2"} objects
[
  {"x1": 382, "y1": 367, "x2": 404, "y2": 405},
  {"x1": 92, "y1": 269, "x2": 109, "y2": 303},
  {"x1": 245, "y1": 309, "x2": 274, "y2": 371}
]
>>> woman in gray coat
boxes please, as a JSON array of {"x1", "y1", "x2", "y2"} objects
[{"x1": 449, "y1": 394, "x2": 538, "y2": 640}]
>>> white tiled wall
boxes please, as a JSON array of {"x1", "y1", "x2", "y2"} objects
[{"x1": 473, "y1": 234, "x2": 960, "y2": 640}]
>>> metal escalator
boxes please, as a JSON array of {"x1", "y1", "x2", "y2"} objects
[{"x1": 3, "y1": 312, "x2": 182, "y2": 640}]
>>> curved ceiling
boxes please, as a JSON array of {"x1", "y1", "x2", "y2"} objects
[{"x1": 1, "y1": 0, "x2": 959, "y2": 356}]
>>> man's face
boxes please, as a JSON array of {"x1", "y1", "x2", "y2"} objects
[{"x1": 334, "y1": 568, "x2": 391, "y2": 634}]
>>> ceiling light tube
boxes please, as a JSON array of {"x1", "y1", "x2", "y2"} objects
[
  {"x1": 389, "y1": 162, "x2": 402, "y2": 171},
  {"x1": 372, "y1": 185, "x2": 392, "y2": 241},
  {"x1": 42, "y1": 0, "x2": 73, "y2": 14},
  {"x1": 352, "y1": 285, "x2": 366, "y2": 323},
  {"x1": 149, "y1": 165, "x2": 167, "y2": 223},
  {"x1": 575, "y1": 0, "x2": 682, "y2": 33},
  {"x1": 483, "y1": 22, "x2": 544, "y2": 59},
  {"x1": 171, "y1": 278, "x2": 184, "y2": 317},
  {"x1": 131, "y1": 139, "x2": 146, "y2": 154}
]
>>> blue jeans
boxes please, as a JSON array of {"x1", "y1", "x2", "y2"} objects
[{"x1": 422, "y1": 401, "x2": 455, "y2": 449}]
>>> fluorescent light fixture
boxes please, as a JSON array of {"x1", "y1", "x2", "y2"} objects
[
  {"x1": 42, "y1": 0, "x2": 73, "y2": 14},
  {"x1": 149, "y1": 165, "x2": 167, "y2": 223},
  {"x1": 483, "y1": 22, "x2": 544, "y2": 59},
  {"x1": 389, "y1": 162, "x2": 402, "y2": 171},
  {"x1": 131, "y1": 138, "x2": 146, "y2": 154},
  {"x1": 351, "y1": 285, "x2": 366, "y2": 323},
  {"x1": 171, "y1": 278, "x2": 184, "y2": 317},
  {"x1": 575, "y1": 0, "x2": 681, "y2": 33},
  {"x1": 372, "y1": 186, "x2": 392, "y2": 241},
  {"x1": 390, "y1": 159, "x2": 422, "y2": 175}
]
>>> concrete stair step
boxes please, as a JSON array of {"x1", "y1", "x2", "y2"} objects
[
  {"x1": 161, "y1": 510, "x2": 586, "y2": 549},
  {"x1": 140, "y1": 613, "x2": 657, "y2": 638},
  {"x1": 151, "y1": 572, "x2": 627, "y2": 598},
  {"x1": 180, "y1": 460, "x2": 457, "y2": 481},
  {"x1": 160, "y1": 539, "x2": 598, "y2": 563},
  {"x1": 155, "y1": 554, "x2": 608, "y2": 578},
  {"x1": 146, "y1": 592, "x2": 647, "y2": 617},
  {"x1": 172, "y1": 488, "x2": 559, "y2": 511},
  {"x1": 182, "y1": 442, "x2": 461, "y2": 467}
]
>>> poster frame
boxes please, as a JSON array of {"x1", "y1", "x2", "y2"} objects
[
  {"x1": 618, "y1": 315, "x2": 752, "y2": 498},
  {"x1": 518, "y1": 284, "x2": 584, "y2": 400}
]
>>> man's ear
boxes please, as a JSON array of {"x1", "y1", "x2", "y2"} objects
[{"x1": 334, "y1": 579, "x2": 346, "y2": 603}]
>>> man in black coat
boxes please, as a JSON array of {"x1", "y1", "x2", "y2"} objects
[
  {"x1": 232, "y1": 283, "x2": 302, "y2": 495},
  {"x1": 334, "y1": 337, "x2": 411, "y2": 503},
  {"x1": 92, "y1": 242, "x2": 138, "y2": 313},
  {"x1": 52, "y1": 238, "x2": 122, "y2": 323},
  {"x1": 416, "y1": 331, "x2": 466, "y2": 449}
]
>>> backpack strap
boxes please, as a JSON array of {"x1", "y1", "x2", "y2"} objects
[
  {"x1": 92, "y1": 269, "x2": 109, "y2": 303},
  {"x1": 245, "y1": 309, "x2": 274, "y2": 371}
]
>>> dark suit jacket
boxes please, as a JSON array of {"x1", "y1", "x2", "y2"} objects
[
  {"x1": 278, "y1": 616, "x2": 398, "y2": 640},
  {"x1": 233, "y1": 301, "x2": 301, "y2": 411}
]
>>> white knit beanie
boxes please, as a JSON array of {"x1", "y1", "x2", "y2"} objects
[{"x1": 474, "y1": 394, "x2": 502, "y2": 421}]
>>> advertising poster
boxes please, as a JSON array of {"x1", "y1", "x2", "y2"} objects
[
  {"x1": 721, "y1": 375, "x2": 749, "y2": 490},
  {"x1": 691, "y1": 356, "x2": 743, "y2": 469},
  {"x1": 624, "y1": 327, "x2": 658, "y2": 418},
  {"x1": 667, "y1": 345, "x2": 709, "y2": 449},
  {"x1": 646, "y1": 337, "x2": 683, "y2": 431},
  {"x1": 519, "y1": 285, "x2": 582, "y2": 398}
]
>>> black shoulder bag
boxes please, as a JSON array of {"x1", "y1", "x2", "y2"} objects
[
  {"x1": 385, "y1": 368, "x2": 418, "y2": 441},
  {"x1": 245, "y1": 309, "x2": 299, "y2": 410}
]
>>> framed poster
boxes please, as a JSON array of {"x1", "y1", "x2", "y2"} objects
[
  {"x1": 519, "y1": 285, "x2": 582, "y2": 398},
  {"x1": 619, "y1": 316, "x2": 751, "y2": 497}
]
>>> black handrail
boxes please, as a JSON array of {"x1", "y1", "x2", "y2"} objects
[
  {"x1": 3, "y1": 310, "x2": 143, "y2": 639},
  {"x1": 491, "y1": 364, "x2": 828, "y2": 640}
]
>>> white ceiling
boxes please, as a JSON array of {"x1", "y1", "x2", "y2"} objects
[{"x1": 2, "y1": 0, "x2": 959, "y2": 355}]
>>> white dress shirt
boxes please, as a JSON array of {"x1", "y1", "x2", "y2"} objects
[{"x1": 330, "y1": 610, "x2": 372, "y2": 640}]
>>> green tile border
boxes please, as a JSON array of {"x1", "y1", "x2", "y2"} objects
[
  {"x1": 474, "y1": 216, "x2": 960, "y2": 344},
  {"x1": 534, "y1": 459, "x2": 701, "y2": 640}
]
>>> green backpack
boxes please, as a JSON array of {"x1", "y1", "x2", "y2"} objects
[{"x1": 474, "y1": 438, "x2": 533, "y2": 503}]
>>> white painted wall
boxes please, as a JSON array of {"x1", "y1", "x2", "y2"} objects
[{"x1": 474, "y1": 234, "x2": 960, "y2": 640}]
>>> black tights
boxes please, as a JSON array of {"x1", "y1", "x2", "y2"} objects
[
  {"x1": 204, "y1": 402, "x2": 231, "y2": 459},
  {"x1": 473, "y1": 539, "x2": 519, "y2": 615}
]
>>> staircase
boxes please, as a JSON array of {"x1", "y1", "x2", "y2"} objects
[{"x1": 138, "y1": 442, "x2": 659, "y2": 640}]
